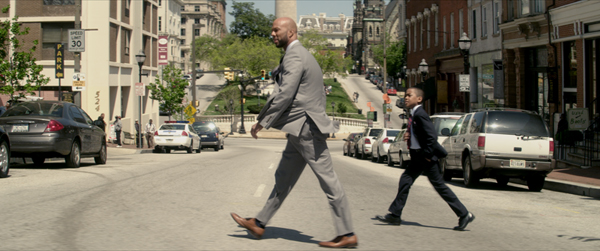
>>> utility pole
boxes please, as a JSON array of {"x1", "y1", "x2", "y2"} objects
[
  {"x1": 190, "y1": 22, "x2": 198, "y2": 116},
  {"x1": 382, "y1": 3, "x2": 387, "y2": 94},
  {"x1": 74, "y1": 0, "x2": 81, "y2": 73}
]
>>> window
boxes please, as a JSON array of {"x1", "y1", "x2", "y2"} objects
[
  {"x1": 521, "y1": 0, "x2": 530, "y2": 16},
  {"x1": 376, "y1": 26, "x2": 380, "y2": 36},
  {"x1": 427, "y1": 14, "x2": 431, "y2": 48},
  {"x1": 181, "y1": 18, "x2": 186, "y2": 24},
  {"x1": 564, "y1": 41, "x2": 577, "y2": 88},
  {"x1": 158, "y1": 0, "x2": 161, "y2": 6},
  {"x1": 69, "y1": 106, "x2": 86, "y2": 124},
  {"x1": 195, "y1": 5, "x2": 200, "y2": 12},
  {"x1": 520, "y1": 0, "x2": 543, "y2": 16},
  {"x1": 43, "y1": 0, "x2": 75, "y2": 5},
  {"x1": 181, "y1": 39, "x2": 186, "y2": 45},
  {"x1": 482, "y1": 7, "x2": 488, "y2": 37},
  {"x1": 450, "y1": 116, "x2": 465, "y2": 136},
  {"x1": 195, "y1": 18, "x2": 200, "y2": 24},
  {"x1": 124, "y1": 29, "x2": 130, "y2": 55},
  {"x1": 459, "y1": 9, "x2": 464, "y2": 40},
  {"x1": 472, "y1": 10, "x2": 477, "y2": 39},
  {"x1": 470, "y1": 112, "x2": 485, "y2": 133},
  {"x1": 460, "y1": 114, "x2": 472, "y2": 135},
  {"x1": 194, "y1": 29, "x2": 200, "y2": 36},
  {"x1": 494, "y1": 2, "x2": 500, "y2": 34},
  {"x1": 369, "y1": 26, "x2": 372, "y2": 37},
  {"x1": 181, "y1": 29, "x2": 186, "y2": 36},
  {"x1": 181, "y1": 51, "x2": 185, "y2": 58},
  {"x1": 443, "y1": 16, "x2": 446, "y2": 49},
  {"x1": 450, "y1": 13, "x2": 455, "y2": 47},
  {"x1": 420, "y1": 18, "x2": 423, "y2": 50},
  {"x1": 158, "y1": 17, "x2": 162, "y2": 31},
  {"x1": 435, "y1": 12, "x2": 439, "y2": 46},
  {"x1": 181, "y1": 5, "x2": 185, "y2": 11},
  {"x1": 42, "y1": 22, "x2": 74, "y2": 49},
  {"x1": 124, "y1": 0, "x2": 130, "y2": 17},
  {"x1": 507, "y1": 0, "x2": 515, "y2": 21}
]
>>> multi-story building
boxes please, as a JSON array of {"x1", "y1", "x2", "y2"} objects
[
  {"x1": 0, "y1": 0, "x2": 161, "y2": 136},
  {"x1": 384, "y1": 0, "x2": 406, "y2": 43},
  {"x1": 158, "y1": 0, "x2": 185, "y2": 69},
  {"x1": 350, "y1": 0, "x2": 386, "y2": 74},
  {"x1": 179, "y1": 0, "x2": 226, "y2": 73},
  {"x1": 298, "y1": 13, "x2": 353, "y2": 48}
]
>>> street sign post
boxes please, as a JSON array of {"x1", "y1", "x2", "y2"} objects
[
  {"x1": 68, "y1": 29, "x2": 85, "y2": 52},
  {"x1": 459, "y1": 74, "x2": 470, "y2": 92},
  {"x1": 72, "y1": 73, "x2": 86, "y2": 91}
]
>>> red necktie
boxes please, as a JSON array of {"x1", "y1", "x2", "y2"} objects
[{"x1": 407, "y1": 116, "x2": 412, "y2": 148}]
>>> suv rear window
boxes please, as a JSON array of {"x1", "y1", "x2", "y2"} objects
[
  {"x1": 193, "y1": 125, "x2": 216, "y2": 133},
  {"x1": 486, "y1": 111, "x2": 549, "y2": 137},
  {"x1": 369, "y1": 129, "x2": 383, "y2": 136}
]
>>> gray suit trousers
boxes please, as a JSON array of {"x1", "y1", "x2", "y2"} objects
[{"x1": 256, "y1": 119, "x2": 354, "y2": 236}]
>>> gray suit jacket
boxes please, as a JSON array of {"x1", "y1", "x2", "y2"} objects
[{"x1": 257, "y1": 42, "x2": 338, "y2": 137}]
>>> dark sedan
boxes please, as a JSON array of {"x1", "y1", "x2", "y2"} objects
[
  {"x1": 0, "y1": 101, "x2": 107, "y2": 168},
  {"x1": 192, "y1": 121, "x2": 224, "y2": 151},
  {"x1": 343, "y1": 132, "x2": 362, "y2": 157}
]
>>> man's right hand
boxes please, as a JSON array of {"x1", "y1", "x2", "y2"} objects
[{"x1": 251, "y1": 123, "x2": 263, "y2": 139}]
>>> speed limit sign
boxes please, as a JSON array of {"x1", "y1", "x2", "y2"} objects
[{"x1": 68, "y1": 29, "x2": 85, "y2": 52}]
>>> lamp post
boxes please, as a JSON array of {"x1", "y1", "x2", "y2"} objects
[
  {"x1": 238, "y1": 73, "x2": 246, "y2": 134},
  {"x1": 331, "y1": 101, "x2": 336, "y2": 138},
  {"x1": 135, "y1": 50, "x2": 147, "y2": 149},
  {"x1": 458, "y1": 32, "x2": 472, "y2": 112},
  {"x1": 229, "y1": 99, "x2": 234, "y2": 135},
  {"x1": 401, "y1": 65, "x2": 407, "y2": 88},
  {"x1": 418, "y1": 59, "x2": 429, "y2": 82}
]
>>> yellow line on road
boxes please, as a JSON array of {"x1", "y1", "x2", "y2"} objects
[{"x1": 554, "y1": 207, "x2": 580, "y2": 214}]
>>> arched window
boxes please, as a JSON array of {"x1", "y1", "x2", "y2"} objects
[
  {"x1": 376, "y1": 26, "x2": 380, "y2": 36},
  {"x1": 369, "y1": 26, "x2": 372, "y2": 36}
]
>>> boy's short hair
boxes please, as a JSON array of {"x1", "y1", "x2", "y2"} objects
[{"x1": 408, "y1": 87, "x2": 424, "y2": 98}]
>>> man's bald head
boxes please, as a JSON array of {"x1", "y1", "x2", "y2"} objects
[{"x1": 271, "y1": 17, "x2": 298, "y2": 49}]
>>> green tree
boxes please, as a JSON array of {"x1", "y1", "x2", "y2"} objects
[
  {"x1": 228, "y1": 1, "x2": 275, "y2": 40},
  {"x1": 208, "y1": 35, "x2": 281, "y2": 77},
  {"x1": 299, "y1": 31, "x2": 351, "y2": 79},
  {"x1": 371, "y1": 36, "x2": 407, "y2": 78},
  {"x1": 299, "y1": 29, "x2": 327, "y2": 52},
  {"x1": 192, "y1": 34, "x2": 219, "y2": 71},
  {"x1": 0, "y1": 5, "x2": 49, "y2": 103},
  {"x1": 147, "y1": 65, "x2": 188, "y2": 119}
]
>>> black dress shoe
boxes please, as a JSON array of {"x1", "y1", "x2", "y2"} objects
[
  {"x1": 375, "y1": 214, "x2": 401, "y2": 225},
  {"x1": 453, "y1": 212, "x2": 475, "y2": 231}
]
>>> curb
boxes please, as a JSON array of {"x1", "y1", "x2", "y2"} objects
[{"x1": 510, "y1": 178, "x2": 600, "y2": 198}]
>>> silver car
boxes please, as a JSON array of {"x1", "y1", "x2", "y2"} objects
[
  {"x1": 371, "y1": 129, "x2": 401, "y2": 163},
  {"x1": 387, "y1": 129, "x2": 411, "y2": 167}
]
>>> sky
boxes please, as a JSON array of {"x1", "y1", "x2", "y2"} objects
[{"x1": 224, "y1": 0, "x2": 356, "y2": 29}]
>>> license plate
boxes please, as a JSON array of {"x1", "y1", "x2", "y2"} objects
[
  {"x1": 11, "y1": 124, "x2": 28, "y2": 132},
  {"x1": 166, "y1": 139, "x2": 173, "y2": 142},
  {"x1": 510, "y1": 159, "x2": 526, "y2": 168},
  {"x1": 201, "y1": 135, "x2": 208, "y2": 138}
]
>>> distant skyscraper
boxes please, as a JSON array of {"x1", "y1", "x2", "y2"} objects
[{"x1": 275, "y1": 0, "x2": 297, "y2": 23}]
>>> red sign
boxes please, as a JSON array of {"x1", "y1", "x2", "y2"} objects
[
  {"x1": 135, "y1": 82, "x2": 145, "y2": 96},
  {"x1": 158, "y1": 35, "x2": 168, "y2": 65}
]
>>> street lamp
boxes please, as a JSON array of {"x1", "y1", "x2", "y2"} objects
[
  {"x1": 238, "y1": 73, "x2": 246, "y2": 134},
  {"x1": 135, "y1": 50, "x2": 147, "y2": 149},
  {"x1": 458, "y1": 32, "x2": 472, "y2": 112},
  {"x1": 418, "y1": 59, "x2": 429, "y2": 82},
  {"x1": 331, "y1": 101, "x2": 336, "y2": 138},
  {"x1": 229, "y1": 99, "x2": 234, "y2": 135}
]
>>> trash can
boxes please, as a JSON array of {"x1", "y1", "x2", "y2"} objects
[{"x1": 357, "y1": 109, "x2": 362, "y2": 115}]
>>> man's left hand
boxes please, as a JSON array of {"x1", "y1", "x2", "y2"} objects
[{"x1": 251, "y1": 123, "x2": 263, "y2": 139}]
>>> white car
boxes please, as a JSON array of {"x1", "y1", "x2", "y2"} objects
[
  {"x1": 440, "y1": 109, "x2": 555, "y2": 191},
  {"x1": 431, "y1": 112, "x2": 464, "y2": 146},
  {"x1": 371, "y1": 129, "x2": 402, "y2": 163},
  {"x1": 356, "y1": 127, "x2": 384, "y2": 160},
  {"x1": 387, "y1": 129, "x2": 411, "y2": 167},
  {"x1": 154, "y1": 121, "x2": 201, "y2": 153}
]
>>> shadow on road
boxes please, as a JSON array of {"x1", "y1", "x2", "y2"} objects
[{"x1": 229, "y1": 226, "x2": 319, "y2": 244}]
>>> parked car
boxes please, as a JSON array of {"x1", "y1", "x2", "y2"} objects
[
  {"x1": 431, "y1": 112, "x2": 464, "y2": 146},
  {"x1": 396, "y1": 97, "x2": 405, "y2": 108},
  {"x1": 154, "y1": 121, "x2": 201, "y2": 153},
  {"x1": 440, "y1": 108, "x2": 555, "y2": 191},
  {"x1": 371, "y1": 129, "x2": 402, "y2": 163},
  {"x1": 192, "y1": 121, "x2": 225, "y2": 151},
  {"x1": 387, "y1": 129, "x2": 410, "y2": 167},
  {"x1": 387, "y1": 86, "x2": 397, "y2": 95},
  {"x1": 0, "y1": 127, "x2": 10, "y2": 177},
  {"x1": 356, "y1": 127, "x2": 383, "y2": 160},
  {"x1": 0, "y1": 101, "x2": 107, "y2": 168},
  {"x1": 343, "y1": 132, "x2": 362, "y2": 157}
]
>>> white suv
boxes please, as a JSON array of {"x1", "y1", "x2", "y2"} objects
[{"x1": 440, "y1": 109, "x2": 555, "y2": 191}]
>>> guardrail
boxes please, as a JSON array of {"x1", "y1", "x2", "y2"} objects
[{"x1": 196, "y1": 115, "x2": 368, "y2": 127}]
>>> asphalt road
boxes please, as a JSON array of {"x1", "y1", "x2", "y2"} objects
[{"x1": 2, "y1": 138, "x2": 599, "y2": 250}]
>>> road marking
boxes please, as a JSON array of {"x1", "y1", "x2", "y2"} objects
[
  {"x1": 268, "y1": 164, "x2": 274, "y2": 169},
  {"x1": 554, "y1": 207, "x2": 580, "y2": 214},
  {"x1": 254, "y1": 184, "x2": 266, "y2": 197}
]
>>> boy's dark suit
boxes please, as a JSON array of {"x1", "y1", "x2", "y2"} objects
[{"x1": 388, "y1": 105, "x2": 468, "y2": 219}]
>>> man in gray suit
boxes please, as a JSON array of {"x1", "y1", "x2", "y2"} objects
[{"x1": 230, "y1": 17, "x2": 357, "y2": 248}]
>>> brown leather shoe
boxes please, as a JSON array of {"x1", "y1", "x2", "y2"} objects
[
  {"x1": 230, "y1": 213, "x2": 265, "y2": 239},
  {"x1": 318, "y1": 235, "x2": 358, "y2": 248}
]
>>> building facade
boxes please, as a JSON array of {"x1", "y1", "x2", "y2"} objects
[
  {"x1": 180, "y1": 0, "x2": 225, "y2": 73},
  {"x1": 158, "y1": 0, "x2": 185, "y2": 69},
  {"x1": 298, "y1": 13, "x2": 353, "y2": 48}
]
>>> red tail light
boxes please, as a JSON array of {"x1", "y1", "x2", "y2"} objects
[
  {"x1": 550, "y1": 140, "x2": 554, "y2": 156},
  {"x1": 182, "y1": 131, "x2": 188, "y2": 136},
  {"x1": 154, "y1": 131, "x2": 158, "y2": 136},
  {"x1": 44, "y1": 120, "x2": 64, "y2": 132},
  {"x1": 477, "y1": 136, "x2": 485, "y2": 149},
  {"x1": 215, "y1": 133, "x2": 218, "y2": 137},
  {"x1": 383, "y1": 138, "x2": 389, "y2": 143},
  {"x1": 365, "y1": 138, "x2": 371, "y2": 144}
]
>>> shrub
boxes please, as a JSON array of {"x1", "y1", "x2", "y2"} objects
[{"x1": 247, "y1": 104, "x2": 265, "y2": 114}]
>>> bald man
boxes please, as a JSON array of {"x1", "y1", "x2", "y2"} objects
[{"x1": 231, "y1": 17, "x2": 357, "y2": 248}]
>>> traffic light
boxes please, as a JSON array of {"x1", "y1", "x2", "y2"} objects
[
  {"x1": 261, "y1": 70, "x2": 266, "y2": 80},
  {"x1": 224, "y1": 67, "x2": 231, "y2": 81}
]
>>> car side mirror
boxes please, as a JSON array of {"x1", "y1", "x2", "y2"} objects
[
  {"x1": 441, "y1": 128, "x2": 450, "y2": 136},
  {"x1": 399, "y1": 114, "x2": 406, "y2": 119},
  {"x1": 343, "y1": 138, "x2": 347, "y2": 141}
]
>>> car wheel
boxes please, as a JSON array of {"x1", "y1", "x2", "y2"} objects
[
  {"x1": 463, "y1": 155, "x2": 479, "y2": 187},
  {"x1": 441, "y1": 158, "x2": 452, "y2": 181},
  {"x1": 153, "y1": 146, "x2": 162, "y2": 153},
  {"x1": 220, "y1": 142, "x2": 224, "y2": 150},
  {"x1": 387, "y1": 151, "x2": 394, "y2": 167},
  {"x1": 165, "y1": 149, "x2": 171, "y2": 153},
  {"x1": 496, "y1": 176, "x2": 510, "y2": 187},
  {"x1": 398, "y1": 151, "x2": 406, "y2": 168},
  {"x1": 526, "y1": 175, "x2": 545, "y2": 192},
  {"x1": 196, "y1": 146, "x2": 201, "y2": 153},
  {"x1": 0, "y1": 141, "x2": 10, "y2": 178},
  {"x1": 94, "y1": 143, "x2": 107, "y2": 164},
  {"x1": 376, "y1": 150, "x2": 384, "y2": 163},
  {"x1": 361, "y1": 150, "x2": 367, "y2": 160},
  {"x1": 187, "y1": 141, "x2": 193, "y2": 153},
  {"x1": 371, "y1": 151, "x2": 377, "y2": 162},
  {"x1": 343, "y1": 147, "x2": 347, "y2": 156},
  {"x1": 65, "y1": 141, "x2": 81, "y2": 168},
  {"x1": 355, "y1": 147, "x2": 360, "y2": 159},
  {"x1": 214, "y1": 145, "x2": 219, "y2": 151},
  {"x1": 32, "y1": 157, "x2": 46, "y2": 165}
]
